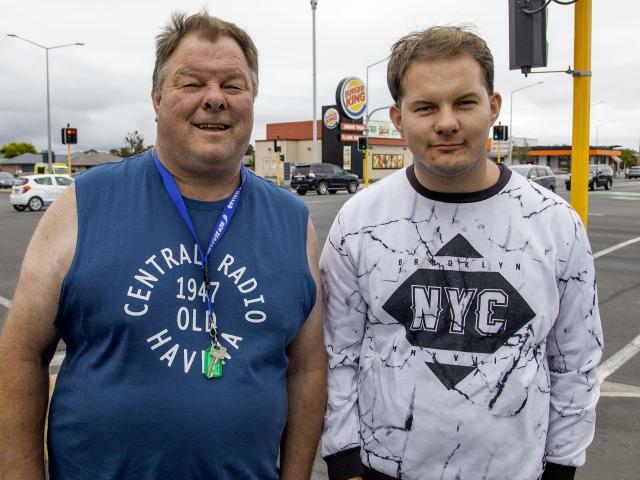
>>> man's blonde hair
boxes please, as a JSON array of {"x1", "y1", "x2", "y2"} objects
[{"x1": 387, "y1": 25, "x2": 494, "y2": 104}]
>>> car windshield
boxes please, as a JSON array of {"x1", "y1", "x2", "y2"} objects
[
  {"x1": 589, "y1": 166, "x2": 599, "y2": 174},
  {"x1": 14, "y1": 178, "x2": 27, "y2": 186},
  {"x1": 509, "y1": 165, "x2": 531, "y2": 176},
  {"x1": 0, "y1": 172, "x2": 13, "y2": 179}
]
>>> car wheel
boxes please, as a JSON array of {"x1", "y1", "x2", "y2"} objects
[
  {"x1": 13, "y1": 205, "x2": 27, "y2": 212},
  {"x1": 28, "y1": 196, "x2": 44, "y2": 211},
  {"x1": 316, "y1": 182, "x2": 328, "y2": 195},
  {"x1": 296, "y1": 189, "x2": 307, "y2": 196},
  {"x1": 588, "y1": 182, "x2": 594, "y2": 191},
  {"x1": 329, "y1": 189, "x2": 337, "y2": 194},
  {"x1": 605, "y1": 180, "x2": 611, "y2": 190},
  {"x1": 347, "y1": 181, "x2": 358, "y2": 194}
]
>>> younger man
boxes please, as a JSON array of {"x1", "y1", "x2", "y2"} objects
[{"x1": 320, "y1": 26, "x2": 602, "y2": 480}]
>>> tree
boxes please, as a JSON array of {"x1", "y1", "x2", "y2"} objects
[
  {"x1": 620, "y1": 148, "x2": 638, "y2": 169},
  {"x1": 512, "y1": 144, "x2": 531, "y2": 164},
  {"x1": 110, "y1": 131, "x2": 150, "y2": 157},
  {"x1": 245, "y1": 144, "x2": 255, "y2": 169},
  {"x1": 0, "y1": 142, "x2": 37, "y2": 159}
]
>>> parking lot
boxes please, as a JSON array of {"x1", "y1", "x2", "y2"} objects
[{"x1": 1, "y1": 177, "x2": 639, "y2": 479}]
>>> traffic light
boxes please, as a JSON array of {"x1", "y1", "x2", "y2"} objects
[
  {"x1": 509, "y1": 0, "x2": 548, "y2": 74},
  {"x1": 358, "y1": 136, "x2": 367, "y2": 151},
  {"x1": 62, "y1": 128, "x2": 78, "y2": 144},
  {"x1": 492, "y1": 125, "x2": 508, "y2": 141}
]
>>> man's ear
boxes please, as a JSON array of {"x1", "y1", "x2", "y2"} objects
[
  {"x1": 151, "y1": 88, "x2": 161, "y2": 115},
  {"x1": 489, "y1": 92, "x2": 502, "y2": 124},
  {"x1": 389, "y1": 103, "x2": 403, "y2": 136}
]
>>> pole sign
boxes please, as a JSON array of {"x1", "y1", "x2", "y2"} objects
[
  {"x1": 323, "y1": 108, "x2": 339, "y2": 129},
  {"x1": 336, "y1": 77, "x2": 366, "y2": 120}
]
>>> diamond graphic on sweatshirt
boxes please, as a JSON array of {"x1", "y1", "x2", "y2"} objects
[{"x1": 382, "y1": 235, "x2": 535, "y2": 389}]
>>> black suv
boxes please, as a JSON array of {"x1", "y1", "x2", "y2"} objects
[
  {"x1": 290, "y1": 163, "x2": 359, "y2": 195},
  {"x1": 565, "y1": 164, "x2": 613, "y2": 191}
]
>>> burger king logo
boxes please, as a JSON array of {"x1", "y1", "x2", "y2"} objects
[
  {"x1": 324, "y1": 108, "x2": 339, "y2": 129},
  {"x1": 336, "y1": 77, "x2": 366, "y2": 120}
]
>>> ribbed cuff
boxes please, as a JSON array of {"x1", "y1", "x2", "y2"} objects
[
  {"x1": 541, "y1": 462, "x2": 576, "y2": 480},
  {"x1": 324, "y1": 447, "x2": 365, "y2": 480}
]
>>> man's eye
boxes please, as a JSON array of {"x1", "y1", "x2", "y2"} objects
[
  {"x1": 416, "y1": 106, "x2": 435, "y2": 113},
  {"x1": 182, "y1": 83, "x2": 200, "y2": 89},
  {"x1": 458, "y1": 100, "x2": 476, "y2": 107}
]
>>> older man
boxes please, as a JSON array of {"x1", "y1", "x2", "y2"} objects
[
  {"x1": 320, "y1": 26, "x2": 602, "y2": 480},
  {"x1": 0, "y1": 11, "x2": 326, "y2": 479}
]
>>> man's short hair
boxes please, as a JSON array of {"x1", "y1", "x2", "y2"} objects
[
  {"x1": 153, "y1": 10, "x2": 259, "y2": 96},
  {"x1": 387, "y1": 25, "x2": 494, "y2": 104}
]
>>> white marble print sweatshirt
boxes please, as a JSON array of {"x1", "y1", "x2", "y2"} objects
[{"x1": 320, "y1": 165, "x2": 603, "y2": 480}]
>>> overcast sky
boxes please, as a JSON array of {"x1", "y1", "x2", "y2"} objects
[{"x1": 1, "y1": 0, "x2": 638, "y2": 155}]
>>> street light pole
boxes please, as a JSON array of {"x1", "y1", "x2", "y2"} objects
[
  {"x1": 7, "y1": 34, "x2": 84, "y2": 172},
  {"x1": 364, "y1": 104, "x2": 393, "y2": 187},
  {"x1": 595, "y1": 122, "x2": 612, "y2": 146},
  {"x1": 310, "y1": 0, "x2": 318, "y2": 165},
  {"x1": 509, "y1": 81, "x2": 543, "y2": 164},
  {"x1": 364, "y1": 57, "x2": 389, "y2": 185}
]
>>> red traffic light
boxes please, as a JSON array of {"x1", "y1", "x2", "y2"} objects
[{"x1": 63, "y1": 128, "x2": 78, "y2": 144}]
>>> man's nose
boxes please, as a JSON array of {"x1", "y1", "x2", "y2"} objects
[
  {"x1": 434, "y1": 106, "x2": 459, "y2": 135},
  {"x1": 201, "y1": 84, "x2": 227, "y2": 111}
]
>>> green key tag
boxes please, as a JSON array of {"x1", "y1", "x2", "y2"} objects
[{"x1": 203, "y1": 344, "x2": 225, "y2": 379}]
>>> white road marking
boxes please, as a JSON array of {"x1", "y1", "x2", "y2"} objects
[
  {"x1": 600, "y1": 381, "x2": 640, "y2": 398},
  {"x1": 588, "y1": 213, "x2": 604, "y2": 216},
  {"x1": 593, "y1": 236, "x2": 640, "y2": 259},
  {"x1": 598, "y1": 333, "x2": 640, "y2": 384},
  {"x1": 0, "y1": 296, "x2": 11, "y2": 309}
]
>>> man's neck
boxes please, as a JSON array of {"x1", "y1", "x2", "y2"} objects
[
  {"x1": 413, "y1": 159, "x2": 500, "y2": 194},
  {"x1": 155, "y1": 147, "x2": 242, "y2": 201}
]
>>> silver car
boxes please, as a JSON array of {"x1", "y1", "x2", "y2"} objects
[{"x1": 509, "y1": 164, "x2": 557, "y2": 192}]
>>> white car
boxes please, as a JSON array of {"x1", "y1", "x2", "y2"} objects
[{"x1": 10, "y1": 174, "x2": 74, "y2": 211}]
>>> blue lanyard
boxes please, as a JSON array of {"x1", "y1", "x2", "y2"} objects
[{"x1": 153, "y1": 149, "x2": 245, "y2": 342}]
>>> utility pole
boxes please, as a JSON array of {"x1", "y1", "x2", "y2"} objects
[{"x1": 570, "y1": 0, "x2": 592, "y2": 228}]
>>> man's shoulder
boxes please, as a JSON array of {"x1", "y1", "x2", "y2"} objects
[
  {"x1": 339, "y1": 168, "x2": 410, "y2": 215},
  {"x1": 76, "y1": 151, "x2": 151, "y2": 185},
  {"x1": 503, "y1": 169, "x2": 580, "y2": 227},
  {"x1": 248, "y1": 170, "x2": 309, "y2": 212}
]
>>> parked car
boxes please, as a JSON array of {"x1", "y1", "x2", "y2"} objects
[
  {"x1": 0, "y1": 171, "x2": 16, "y2": 189},
  {"x1": 290, "y1": 163, "x2": 359, "y2": 195},
  {"x1": 508, "y1": 164, "x2": 557, "y2": 192},
  {"x1": 565, "y1": 164, "x2": 613, "y2": 191},
  {"x1": 10, "y1": 174, "x2": 74, "y2": 211},
  {"x1": 625, "y1": 166, "x2": 640, "y2": 179}
]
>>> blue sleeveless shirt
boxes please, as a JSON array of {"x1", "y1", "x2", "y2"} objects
[{"x1": 48, "y1": 151, "x2": 316, "y2": 479}]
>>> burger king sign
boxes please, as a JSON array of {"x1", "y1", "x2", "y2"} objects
[{"x1": 336, "y1": 77, "x2": 366, "y2": 120}]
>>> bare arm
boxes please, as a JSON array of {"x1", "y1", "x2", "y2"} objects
[
  {"x1": 279, "y1": 217, "x2": 327, "y2": 480},
  {"x1": 0, "y1": 186, "x2": 77, "y2": 479}
]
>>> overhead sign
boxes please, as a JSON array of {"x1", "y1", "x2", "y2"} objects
[
  {"x1": 323, "y1": 108, "x2": 339, "y2": 129},
  {"x1": 336, "y1": 77, "x2": 366, "y2": 120},
  {"x1": 340, "y1": 133, "x2": 360, "y2": 142},
  {"x1": 340, "y1": 123, "x2": 365, "y2": 132}
]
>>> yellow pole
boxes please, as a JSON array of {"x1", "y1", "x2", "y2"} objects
[
  {"x1": 67, "y1": 144, "x2": 71, "y2": 175},
  {"x1": 364, "y1": 148, "x2": 369, "y2": 187},
  {"x1": 276, "y1": 151, "x2": 281, "y2": 186},
  {"x1": 570, "y1": 0, "x2": 592, "y2": 228},
  {"x1": 497, "y1": 140, "x2": 501, "y2": 164}
]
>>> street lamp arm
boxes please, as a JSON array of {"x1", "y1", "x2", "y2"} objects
[
  {"x1": 50, "y1": 42, "x2": 85, "y2": 49},
  {"x1": 367, "y1": 105, "x2": 393, "y2": 121},
  {"x1": 7, "y1": 34, "x2": 46, "y2": 49}
]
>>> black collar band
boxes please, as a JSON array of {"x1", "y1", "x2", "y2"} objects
[{"x1": 406, "y1": 163, "x2": 512, "y2": 203}]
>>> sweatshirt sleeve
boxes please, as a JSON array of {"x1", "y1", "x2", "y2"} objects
[
  {"x1": 545, "y1": 211, "x2": 604, "y2": 467},
  {"x1": 319, "y1": 211, "x2": 367, "y2": 479}
]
